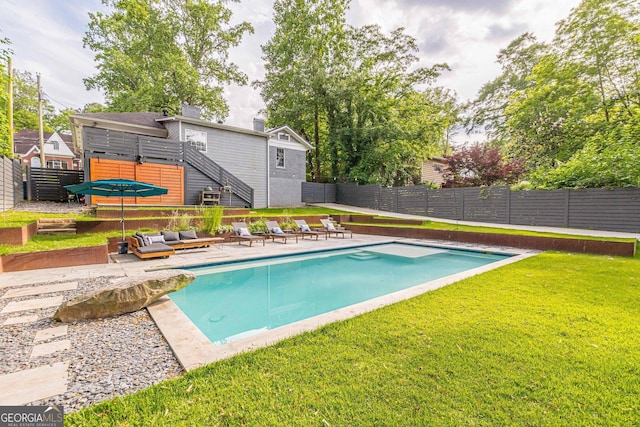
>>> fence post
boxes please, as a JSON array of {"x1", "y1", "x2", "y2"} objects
[
  {"x1": 505, "y1": 186, "x2": 511, "y2": 224},
  {"x1": 564, "y1": 189, "x2": 570, "y2": 228}
]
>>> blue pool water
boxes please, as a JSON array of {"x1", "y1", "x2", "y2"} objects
[{"x1": 169, "y1": 243, "x2": 510, "y2": 345}]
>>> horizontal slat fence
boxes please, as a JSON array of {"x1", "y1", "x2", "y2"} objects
[
  {"x1": 1, "y1": 156, "x2": 23, "y2": 211},
  {"x1": 27, "y1": 167, "x2": 83, "y2": 202},
  {"x1": 301, "y1": 182, "x2": 640, "y2": 233}
]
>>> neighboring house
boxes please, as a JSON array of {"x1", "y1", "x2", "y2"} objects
[
  {"x1": 68, "y1": 110, "x2": 312, "y2": 208},
  {"x1": 421, "y1": 156, "x2": 447, "y2": 187},
  {"x1": 13, "y1": 130, "x2": 82, "y2": 170}
]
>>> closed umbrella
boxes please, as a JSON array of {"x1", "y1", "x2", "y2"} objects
[{"x1": 65, "y1": 179, "x2": 168, "y2": 241}]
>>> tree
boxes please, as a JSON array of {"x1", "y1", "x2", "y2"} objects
[
  {"x1": 12, "y1": 70, "x2": 55, "y2": 132},
  {"x1": 84, "y1": 0, "x2": 253, "y2": 120},
  {"x1": 554, "y1": 0, "x2": 640, "y2": 124},
  {"x1": 530, "y1": 118, "x2": 640, "y2": 188},
  {"x1": 504, "y1": 54, "x2": 600, "y2": 169},
  {"x1": 0, "y1": 35, "x2": 12, "y2": 157},
  {"x1": 258, "y1": 2, "x2": 454, "y2": 185},
  {"x1": 467, "y1": 33, "x2": 549, "y2": 144},
  {"x1": 443, "y1": 143, "x2": 525, "y2": 187},
  {"x1": 257, "y1": 0, "x2": 350, "y2": 181}
]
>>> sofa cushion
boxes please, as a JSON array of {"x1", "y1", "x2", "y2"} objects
[
  {"x1": 179, "y1": 230, "x2": 198, "y2": 240},
  {"x1": 136, "y1": 243, "x2": 174, "y2": 254},
  {"x1": 161, "y1": 230, "x2": 180, "y2": 242}
]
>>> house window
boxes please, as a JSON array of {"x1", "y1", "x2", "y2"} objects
[
  {"x1": 276, "y1": 148, "x2": 285, "y2": 168},
  {"x1": 46, "y1": 160, "x2": 67, "y2": 169},
  {"x1": 51, "y1": 141, "x2": 59, "y2": 150},
  {"x1": 184, "y1": 129, "x2": 208, "y2": 152},
  {"x1": 277, "y1": 132, "x2": 290, "y2": 142}
]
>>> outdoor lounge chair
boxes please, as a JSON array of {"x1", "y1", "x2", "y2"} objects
[
  {"x1": 294, "y1": 220, "x2": 327, "y2": 240},
  {"x1": 264, "y1": 221, "x2": 299, "y2": 244},
  {"x1": 320, "y1": 219, "x2": 353, "y2": 238},
  {"x1": 129, "y1": 234, "x2": 175, "y2": 259},
  {"x1": 231, "y1": 222, "x2": 267, "y2": 247}
]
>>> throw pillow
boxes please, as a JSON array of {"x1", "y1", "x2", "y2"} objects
[
  {"x1": 238, "y1": 227, "x2": 251, "y2": 236},
  {"x1": 300, "y1": 224, "x2": 310, "y2": 232},
  {"x1": 271, "y1": 227, "x2": 284, "y2": 234},
  {"x1": 134, "y1": 235, "x2": 145, "y2": 247},
  {"x1": 161, "y1": 230, "x2": 180, "y2": 242},
  {"x1": 179, "y1": 230, "x2": 198, "y2": 240},
  {"x1": 325, "y1": 222, "x2": 336, "y2": 231},
  {"x1": 146, "y1": 235, "x2": 166, "y2": 245}
]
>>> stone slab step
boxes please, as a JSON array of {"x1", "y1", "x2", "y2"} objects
[
  {"x1": 0, "y1": 296, "x2": 64, "y2": 314},
  {"x1": 2, "y1": 281, "x2": 78, "y2": 299},
  {"x1": 30, "y1": 339, "x2": 71, "y2": 359},
  {"x1": 0, "y1": 362, "x2": 68, "y2": 405}
]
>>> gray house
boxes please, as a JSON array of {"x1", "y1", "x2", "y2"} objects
[
  {"x1": 266, "y1": 125, "x2": 313, "y2": 207},
  {"x1": 69, "y1": 110, "x2": 311, "y2": 208}
]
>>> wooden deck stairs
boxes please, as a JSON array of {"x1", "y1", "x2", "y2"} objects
[{"x1": 37, "y1": 218, "x2": 77, "y2": 235}]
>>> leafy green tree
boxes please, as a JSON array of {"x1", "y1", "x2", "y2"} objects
[
  {"x1": 49, "y1": 108, "x2": 79, "y2": 133},
  {"x1": 258, "y1": 2, "x2": 455, "y2": 185},
  {"x1": 554, "y1": 0, "x2": 640, "y2": 124},
  {"x1": 467, "y1": 33, "x2": 549, "y2": 144},
  {"x1": 84, "y1": 0, "x2": 253, "y2": 120},
  {"x1": 0, "y1": 35, "x2": 12, "y2": 156},
  {"x1": 12, "y1": 70, "x2": 55, "y2": 132},
  {"x1": 257, "y1": 0, "x2": 350, "y2": 181},
  {"x1": 504, "y1": 55, "x2": 600, "y2": 169},
  {"x1": 530, "y1": 118, "x2": 640, "y2": 188}
]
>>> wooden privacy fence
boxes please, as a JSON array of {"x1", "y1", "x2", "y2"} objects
[
  {"x1": 302, "y1": 182, "x2": 640, "y2": 233},
  {"x1": 26, "y1": 167, "x2": 83, "y2": 202},
  {"x1": 0, "y1": 156, "x2": 23, "y2": 211}
]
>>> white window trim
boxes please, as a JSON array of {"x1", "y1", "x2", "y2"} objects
[
  {"x1": 276, "y1": 147, "x2": 285, "y2": 169},
  {"x1": 277, "y1": 132, "x2": 290, "y2": 142}
]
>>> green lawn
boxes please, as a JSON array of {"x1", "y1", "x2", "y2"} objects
[{"x1": 66, "y1": 252, "x2": 640, "y2": 426}]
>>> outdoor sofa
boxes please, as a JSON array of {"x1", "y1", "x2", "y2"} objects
[{"x1": 129, "y1": 230, "x2": 222, "y2": 259}]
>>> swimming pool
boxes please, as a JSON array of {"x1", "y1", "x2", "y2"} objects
[{"x1": 168, "y1": 243, "x2": 511, "y2": 346}]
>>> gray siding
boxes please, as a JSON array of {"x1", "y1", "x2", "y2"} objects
[
  {"x1": 268, "y1": 146, "x2": 307, "y2": 207},
  {"x1": 183, "y1": 124, "x2": 268, "y2": 208},
  {"x1": 163, "y1": 121, "x2": 181, "y2": 141},
  {"x1": 270, "y1": 177, "x2": 305, "y2": 207}
]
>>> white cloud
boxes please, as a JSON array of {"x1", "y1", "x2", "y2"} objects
[{"x1": 1, "y1": 0, "x2": 581, "y2": 130}]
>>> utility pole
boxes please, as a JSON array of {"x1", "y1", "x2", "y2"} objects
[
  {"x1": 37, "y1": 73, "x2": 45, "y2": 167},
  {"x1": 7, "y1": 57, "x2": 13, "y2": 157}
]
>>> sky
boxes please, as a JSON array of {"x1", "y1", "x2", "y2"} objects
[{"x1": 0, "y1": 0, "x2": 581, "y2": 140}]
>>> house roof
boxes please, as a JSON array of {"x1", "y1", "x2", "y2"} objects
[
  {"x1": 267, "y1": 125, "x2": 313, "y2": 150},
  {"x1": 156, "y1": 115, "x2": 269, "y2": 139},
  {"x1": 13, "y1": 129, "x2": 78, "y2": 158}
]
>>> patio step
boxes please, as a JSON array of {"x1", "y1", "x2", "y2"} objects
[{"x1": 37, "y1": 218, "x2": 77, "y2": 235}]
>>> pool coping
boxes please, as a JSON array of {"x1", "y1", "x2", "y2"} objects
[{"x1": 147, "y1": 239, "x2": 538, "y2": 371}]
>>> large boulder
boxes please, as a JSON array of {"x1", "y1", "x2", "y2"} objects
[{"x1": 54, "y1": 270, "x2": 196, "y2": 322}]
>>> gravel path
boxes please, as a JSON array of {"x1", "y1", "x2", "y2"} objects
[{"x1": 0, "y1": 276, "x2": 184, "y2": 412}]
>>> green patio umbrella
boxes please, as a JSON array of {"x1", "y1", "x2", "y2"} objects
[{"x1": 65, "y1": 179, "x2": 168, "y2": 241}]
